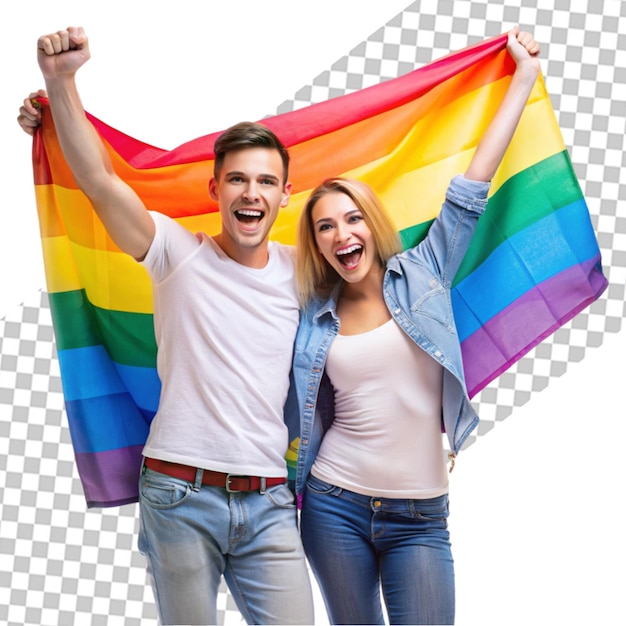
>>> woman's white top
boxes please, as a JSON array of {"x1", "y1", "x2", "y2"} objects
[{"x1": 311, "y1": 318, "x2": 449, "y2": 498}]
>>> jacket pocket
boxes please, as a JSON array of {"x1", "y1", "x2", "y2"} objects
[{"x1": 410, "y1": 282, "x2": 454, "y2": 331}]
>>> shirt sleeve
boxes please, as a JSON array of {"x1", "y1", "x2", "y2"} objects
[{"x1": 140, "y1": 211, "x2": 202, "y2": 283}]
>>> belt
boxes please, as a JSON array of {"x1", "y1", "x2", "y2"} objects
[{"x1": 144, "y1": 457, "x2": 286, "y2": 493}]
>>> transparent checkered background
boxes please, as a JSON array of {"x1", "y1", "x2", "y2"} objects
[{"x1": 2, "y1": 1, "x2": 624, "y2": 624}]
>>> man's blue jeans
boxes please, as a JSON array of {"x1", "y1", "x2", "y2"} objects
[
  {"x1": 137, "y1": 465, "x2": 314, "y2": 625},
  {"x1": 301, "y1": 475, "x2": 455, "y2": 625}
]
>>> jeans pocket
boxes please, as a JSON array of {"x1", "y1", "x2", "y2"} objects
[
  {"x1": 306, "y1": 474, "x2": 339, "y2": 495},
  {"x1": 140, "y1": 470, "x2": 192, "y2": 509},
  {"x1": 413, "y1": 495, "x2": 449, "y2": 523},
  {"x1": 264, "y1": 483, "x2": 297, "y2": 509}
]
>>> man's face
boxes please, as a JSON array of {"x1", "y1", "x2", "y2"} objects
[{"x1": 209, "y1": 147, "x2": 291, "y2": 266}]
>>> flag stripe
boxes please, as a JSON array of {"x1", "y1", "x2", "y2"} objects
[
  {"x1": 452, "y1": 198, "x2": 600, "y2": 341},
  {"x1": 37, "y1": 76, "x2": 560, "y2": 245},
  {"x1": 454, "y1": 150, "x2": 582, "y2": 283},
  {"x1": 39, "y1": 89, "x2": 564, "y2": 299},
  {"x1": 74, "y1": 446, "x2": 145, "y2": 508},
  {"x1": 58, "y1": 345, "x2": 159, "y2": 417},
  {"x1": 65, "y1": 392, "x2": 151, "y2": 454},
  {"x1": 73, "y1": 34, "x2": 511, "y2": 170},
  {"x1": 461, "y1": 255, "x2": 607, "y2": 396},
  {"x1": 50, "y1": 291, "x2": 156, "y2": 364}
]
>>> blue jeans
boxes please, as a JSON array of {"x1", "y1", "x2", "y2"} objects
[
  {"x1": 137, "y1": 465, "x2": 314, "y2": 625},
  {"x1": 301, "y1": 475, "x2": 454, "y2": 625}
]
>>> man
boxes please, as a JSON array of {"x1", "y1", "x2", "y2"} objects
[{"x1": 26, "y1": 26, "x2": 314, "y2": 625}]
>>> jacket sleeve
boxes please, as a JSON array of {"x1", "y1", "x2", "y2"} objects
[{"x1": 407, "y1": 174, "x2": 490, "y2": 285}]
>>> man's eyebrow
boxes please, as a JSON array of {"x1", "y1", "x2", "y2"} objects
[{"x1": 224, "y1": 171, "x2": 280, "y2": 182}]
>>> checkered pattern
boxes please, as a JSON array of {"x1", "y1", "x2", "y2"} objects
[{"x1": 2, "y1": 1, "x2": 625, "y2": 624}]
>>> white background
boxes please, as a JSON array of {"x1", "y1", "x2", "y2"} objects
[{"x1": 1, "y1": 1, "x2": 624, "y2": 624}]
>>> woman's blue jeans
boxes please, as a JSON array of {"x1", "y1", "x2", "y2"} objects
[{"x1": 301, "y1": 475, "x2": 455, "y2": 625}]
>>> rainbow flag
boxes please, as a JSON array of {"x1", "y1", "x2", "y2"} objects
[{"x1": 32, "y1": 33, "x2": 606, "y2": 507}]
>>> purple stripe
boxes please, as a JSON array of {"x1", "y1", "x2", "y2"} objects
[
  {"x1": 462, "y1": 258, "x2": 608, "y2": 397},
  {"x1": 74, "y1": 446, "x2": 144, "y2": 508}
]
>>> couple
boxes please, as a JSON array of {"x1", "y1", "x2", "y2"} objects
[{"x1": 20, "y1": 25, "x2": 540, "y2": 626}]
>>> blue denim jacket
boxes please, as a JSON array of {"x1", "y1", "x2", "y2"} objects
[{"x1": 284, "y1": 175, "x2": 490, "y2": 496}]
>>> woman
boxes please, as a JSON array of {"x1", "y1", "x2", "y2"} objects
[{"x1": 290, "y1": 29, "x2": 540, "y2": 625}]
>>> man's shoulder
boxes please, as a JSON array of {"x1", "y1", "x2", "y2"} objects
[{"x1": 269, "y1": 240, "x2": 296, "y2": 261}]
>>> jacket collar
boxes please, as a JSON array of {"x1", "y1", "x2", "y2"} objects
[
  {"x1": 310, "y1": 282, "x2": 343, "y2": 322},
  {"x1": 386, "y1": 254, "x2": 403, "y2": 275}
]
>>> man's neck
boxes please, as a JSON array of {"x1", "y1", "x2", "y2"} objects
[{"x1": 212, "y1": 233, "x2": 270, "y2": 269}]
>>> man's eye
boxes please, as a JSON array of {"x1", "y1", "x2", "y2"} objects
[{"x1": 260, "y1": 178, "x2": 276, "y2": 185}]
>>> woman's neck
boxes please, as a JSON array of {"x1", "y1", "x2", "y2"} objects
[{"x1": 340, "y1": 263, "x2": 385, "y2": 302}]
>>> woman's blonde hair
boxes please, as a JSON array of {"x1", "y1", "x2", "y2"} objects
[{"x1": 296, "y1": 178, "x2": 402, "y2": 305}]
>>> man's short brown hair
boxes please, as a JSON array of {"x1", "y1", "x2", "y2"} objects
[{"x1": 213, "y1": 122, "x2": 290, "y2": 184}]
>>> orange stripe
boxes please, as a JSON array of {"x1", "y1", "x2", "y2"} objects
[{"x1": 39, "y1": 49, "x2": 511, "y2": 211}]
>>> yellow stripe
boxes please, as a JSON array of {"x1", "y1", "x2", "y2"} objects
[
  {"x1": 272, "y1": 75, "x2": 563, "y2": 240},
  {"x1": 42, "y1": 236, "x2": 154, "y2": 313},
  {"x1": 41, "y1": 236, "x2": 82, "y2": 293},
  {"x1": 176, "y1": 213, "x2": 223, "y2": 236},
  {"x1": 38, "y1": 78, "x2": 563, "y2": 279}
]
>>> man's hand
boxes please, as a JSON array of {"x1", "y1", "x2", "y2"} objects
[
  {"x1": 37, "y1": 27, "x2": 90, "y2": 81},
  {"x1": 17, "y1": 90, "x2": 47, "y2": 136}
]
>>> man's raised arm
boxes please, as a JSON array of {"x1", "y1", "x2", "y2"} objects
[{"x1": 38, "y1": 26, "x2": 155, "y2": 260}]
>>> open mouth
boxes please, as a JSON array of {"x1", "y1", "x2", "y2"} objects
[
  {"x1": 235, "y1": 209, "x2": 264, "y2": 226},
  {"x1": 336, "y1": 244, "x2": 363, "y2": 268}
]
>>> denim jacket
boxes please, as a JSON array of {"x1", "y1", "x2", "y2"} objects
[{"x1": 284, "y1": 175, "x2": 491, "y2": 496}]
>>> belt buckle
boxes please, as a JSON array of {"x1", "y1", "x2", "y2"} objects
[{"x1": 225, "y1": 474, "x2": 251, "y2": 493}]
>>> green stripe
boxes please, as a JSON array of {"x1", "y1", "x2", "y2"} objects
[
  {"x1": 399, "y1": 220, "x2": 433, "y2": 249},
  {"x1": 48, "y1": 290, "x2": 101, "y2": 350},
  {"x1": 454, "y1": 150, "x2": 583, "y2": 283},
  {"x1": 397, "y1": 151, "x2": 582, "y2": 275},
  {"x1": 49, "y1": 290, "x2": 157, "y2": 368}
]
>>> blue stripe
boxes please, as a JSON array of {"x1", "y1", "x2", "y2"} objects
[
  {"x1": 113, "y1": 362, "x2": 161, "y2": 413},
  {"x1": 57, "y1": 345, "x2": 127, "y2": 400},
  {"x1": 65, "y1": 393, "x2": 151, "y2": 454},
  {"x1": 57, "y1": 345, "x2": 160, "y2": 414},
  {"x1": 452, "y1": 199, "x2": 601, "y2": 342}
]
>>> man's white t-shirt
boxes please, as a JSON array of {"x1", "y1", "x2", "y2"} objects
[{"x1": 140, "y1": 212, "x2": 299, "y2": 477}]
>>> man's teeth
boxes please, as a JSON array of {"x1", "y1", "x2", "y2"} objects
[
  {"x1": 337, "y1": 244, "x2": 362, "y2": 255},
  {"x1": 236, "y1": 209, "x2": 263, "y2": 217}
]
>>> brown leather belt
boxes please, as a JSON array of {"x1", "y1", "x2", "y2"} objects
[{"x1": 144, "y1": 457, "x2": 286, "y2": 493}]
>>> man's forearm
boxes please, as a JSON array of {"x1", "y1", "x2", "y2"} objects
[{"x1": 45, "y1": 75, "x2": 115, "y2": 202}]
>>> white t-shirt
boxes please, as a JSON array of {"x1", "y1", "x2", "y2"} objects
[
  {"x1": 140, "y1": 212, "x2": 299, "y2": 477},
  {"x1": 312, "y1": 319, "x2": 449, "y2": 498}
]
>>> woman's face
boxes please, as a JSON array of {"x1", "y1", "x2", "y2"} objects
[{"x1": 311, "y1": 191, "x2": 381, "y2": 285}]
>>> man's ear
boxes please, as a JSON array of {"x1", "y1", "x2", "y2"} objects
[
  {"x1": 208, "y1": 177, "x2": 218, "y2": 201},
  {"x1": 280, "y1": 181, "x2": 293, "y2": 207}
]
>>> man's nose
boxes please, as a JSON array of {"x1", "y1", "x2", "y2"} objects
[{"x1": 242, "y1": 182, "x2": 260, "y2": 201}]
